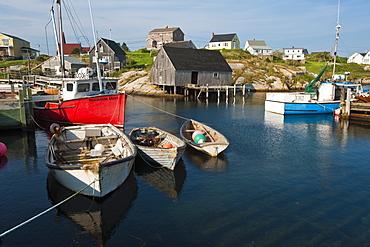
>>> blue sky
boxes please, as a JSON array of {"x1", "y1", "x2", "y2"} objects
[{"x1": 1, "y1": 0, "x2": 369, "y2": 57}]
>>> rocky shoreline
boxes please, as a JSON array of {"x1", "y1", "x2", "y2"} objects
[{"x1": 118, "y1": 70, "x2": 369, "y2": 97}]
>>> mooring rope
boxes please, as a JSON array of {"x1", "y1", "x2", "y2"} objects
[
  {"x1": 127, "y1": 95, "x2": 189, "y2": 121},
  {"x1": 315, "y1": 102, "x2": 337, "y2": 111},
  {"x1": 0, "y1": 179, "x2": 98, "y2": 238}
]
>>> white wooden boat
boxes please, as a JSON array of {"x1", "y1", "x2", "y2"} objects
[
  {"x1": 180, "y1": 119, "x2": 229, "y2": 157},
  {"x1": 45, "y1": 124, "x2": 137, "y2": 197},
  {"x1": 129, "y1": 127, "x2": 186, "y2": 170}
]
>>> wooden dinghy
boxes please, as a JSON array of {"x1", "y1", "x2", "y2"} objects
[
  {"x1": 180, "y1": 119, "x2": 229, "y2": 157},
  {"x1": 45, "y1": 123, "x2": 137, "y2": 197},
  {"x1": 129, "y1": 127, "x2": 186, "y2": 170}
]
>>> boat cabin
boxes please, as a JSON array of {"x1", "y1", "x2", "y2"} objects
[
  {"x1": 317, "y1": 81, "x2": 363, "y2": 102},
  {"x1": 61, "y1": 78, "x2": 118, "y2": 101}
]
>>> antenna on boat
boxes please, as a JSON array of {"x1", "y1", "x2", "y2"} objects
[
  {"x1": 88, "y1": 0, "x2": 103, "y2": 91},
  {"x1": 332, "y1": 0, "x2": 341, "y2": 77}
]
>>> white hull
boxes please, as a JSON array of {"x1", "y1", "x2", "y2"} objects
[
  {"x1": 46, "y1": 124, "x2": 137, "y2": 197},
  {"x1": 180, "y1": 119, "x2": 229, "y2": 157},
  {"x1": 129, "y1": 127, "x2": 186, "y2": 170},
  {"x1": 50, "y1": 160, "x2": 134, "y2": 197}
]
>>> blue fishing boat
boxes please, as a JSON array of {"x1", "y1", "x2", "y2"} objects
[
  {"x1": 265, "y1": 5, "x2": 365, "y2": 115},
  {"x1": 265, "y1": 72, "x2": 363, "y2": 115}
]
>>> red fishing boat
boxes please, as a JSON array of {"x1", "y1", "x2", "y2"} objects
[
  {"x1": 33, "y1": 0, "x2": 126, "y2": 128},
  {"x1": 33, "y1": 78, "x2": 127, "y2": 127}
]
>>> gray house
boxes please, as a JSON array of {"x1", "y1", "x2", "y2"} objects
[
  {"x1": 151, "y1": 46, "x2": 232, "y2": 94},
  {"x1": 89, "y1": 38, "x2": 126, "y2": 72},
  {"x1": 41, "y1": 55, "x2": 87, "y2": 76}
]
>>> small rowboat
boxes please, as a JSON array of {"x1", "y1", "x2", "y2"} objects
[
  {"x1": 45, "y1": 123, "x2": 137, "y2": 197},
  {"x1": 129, "y1": 127, "x2": 186, "y2": 170},
  {"x1": 180, "y1": 119, "x2": 229, "y2": 157}
]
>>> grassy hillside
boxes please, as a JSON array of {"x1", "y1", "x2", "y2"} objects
[{"x1": 2, "y1": 49, "x2": 370, "y2": 84}]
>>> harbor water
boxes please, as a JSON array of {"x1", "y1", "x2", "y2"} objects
[{"x1": 1, "y1": 92, "x2": 370, "y2": 246}]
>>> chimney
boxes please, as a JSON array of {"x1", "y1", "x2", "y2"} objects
[{"x1": 212, "y1": 32, "x2": 214, "y2": 37}]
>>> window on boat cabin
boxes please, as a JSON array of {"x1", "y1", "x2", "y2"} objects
[
  {"x1": 92, "y1": 82, "x2": 100, "y2": 91},
  {"x1": 77, "y1": 83, "x2": 90, "y2": 92},
  {"x1": 106, "y1": 82, "x2": 116, "y2": 90},
  {"x1": 66, "y1": 83, "x2": 74, "y2": 91},
  {"x1": 213, "y1": 72, "x2": 219, "y2": 78}
]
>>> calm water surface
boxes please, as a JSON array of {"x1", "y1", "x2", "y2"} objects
[{"x1": 1, "y1": 93, "x2": 370, "y2": 246}]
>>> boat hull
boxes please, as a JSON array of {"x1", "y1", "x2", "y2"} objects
[
  {"x1": 48, "y1": 160, "x2": 134, "y2": 197},
  {"x1": 34, "y1": 93, "x2": 126, "y2": 127},
  {"x1": 129, "y1": 127, "x2": 186, "y2": 170},
  {"x1": 45, "y1": 124, "x2": 136, "y2": 197},
  {"x1": 265, "y1": 99, "x2": 340, "y2": 115},
  {"x1": 180, "y1": 119, "x2": 229, "y2": 157}
]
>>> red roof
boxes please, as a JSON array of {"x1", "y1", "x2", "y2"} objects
[{"x1": 63, "y1": 43, "x2": 81, "y2": 54}]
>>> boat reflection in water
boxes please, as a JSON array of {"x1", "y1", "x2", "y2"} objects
[
  {"x1": 47, "y1": 171, "x2": 138, "y2": 246},
  {"x1": 135, "y1": 158, "x2": 186, "y2": 198},
  {"x1": 183, "y1": 146, "x2": 229, "y2": 172}
]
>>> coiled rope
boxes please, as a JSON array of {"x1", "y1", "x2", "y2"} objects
[{"x1": 0, "y1": 179, "x2": 98, "y2": 238}]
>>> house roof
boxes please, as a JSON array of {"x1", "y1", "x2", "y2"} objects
[
  {"x1": 43, "y1": 55, "x2": 87, "y2": 65},
  {"x1": 150, "y1": 27, "x2": 183, "y2": 34},
  {"x1": 0, "y1": 32, "x2": 28, "y2": 43},
  {"x1": 210, "y1": 33, "x2": 236, "y2": 42},
  {"x1": 283, "y1": 47, "x2": 307, "y2": 50},
  {"x1": 20, "y1": 47, "x2": 39, "y2": 52},
  {"x1": 64, "y1": 56, "x2": 87, "y2": 65},
  {"x1": 162, "y1": 46, "x2": 232, "y2": 72},
  {"x1": 100, "y1": 38, "x2": 125, "y2": 55},
  {"x1": 163, "y1": 40, "x2": 196, "y2": 49},
  {"x1": 246, "y1": 40, "x2": 271, "y2": 50}
]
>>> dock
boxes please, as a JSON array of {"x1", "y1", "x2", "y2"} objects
[
  {"x1": 0, "y1": 85, "x2": 34, "y2": 130},
  {"x1": 339, "y1": 89, "x2": 370, "y2": 123},
  {"x1": 183, "y1": 84, "x2": 252, "y2": 100}
]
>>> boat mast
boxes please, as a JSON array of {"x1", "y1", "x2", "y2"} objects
[
  {"x1": 56, "y1": 0, "x2": 66, "y2": 78},
  {"x1": 50, "y1": 7, "x2": 60, "y2": 61},
  {"x1": 88, "y1": 0, "x2": 103, "y2": 91},
  {"x1": 332, "y1": 0, "x2": 341, "y2": 76}
]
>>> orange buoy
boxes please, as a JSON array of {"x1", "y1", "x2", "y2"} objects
[{"x1": 162, "y1": 143, "x2": 173, "y2": 148}]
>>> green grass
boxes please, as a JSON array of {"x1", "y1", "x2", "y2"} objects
[
  {"x1": 126, "y1": 51, "x2": 155, "y2": 70},
  {"x1": 0, "y1": 60, "x2": 29, "y2": 68}
]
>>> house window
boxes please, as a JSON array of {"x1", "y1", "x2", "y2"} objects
[
  {"x1": 2, "y1": 39, "x2": 9, "y2": 45},
  {"x1": 213, "y1": 72, "x2": 219, "y2": 78},
  {"x1": 99, "y1": 44, "x2": 103, "y2": 53}
]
